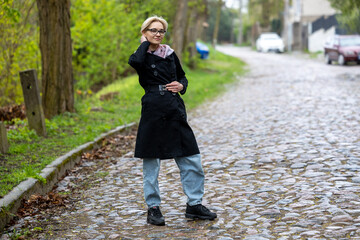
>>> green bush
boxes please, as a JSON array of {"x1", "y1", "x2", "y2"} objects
[
  {"x1": 1, "y1": 0, "x2": 177, "y2": 106},
  {"x1": 0, "y1": 0, "x2": 40, "y2": 106},
  {"x1": 71, "y1": 0, "x2": 176, "y2": 91}
]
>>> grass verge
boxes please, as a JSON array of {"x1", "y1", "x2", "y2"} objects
[{"x1": 0, "y1": 46, "x2": 246, "y2": 198}]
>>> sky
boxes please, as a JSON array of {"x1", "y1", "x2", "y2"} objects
[{"x1": 225, "y1": 0, "x2": 248, "y2": 9}]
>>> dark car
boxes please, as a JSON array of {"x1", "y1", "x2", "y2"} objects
[{"x1": 324, "y1": 35, "x2": 360, "y2": 65}]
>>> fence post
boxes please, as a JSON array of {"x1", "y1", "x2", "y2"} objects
[
  {"x1": 19, "y1": 69, "x2": 47, "y2": 136},
  {"x1": 0, "y1": 122, "x2": 9, "y2": 153}
]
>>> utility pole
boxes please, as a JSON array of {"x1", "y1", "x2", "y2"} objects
[
  {"x1": 283, "y1": 0, "x2": 292, "y2": 52},
  {"x1": 237, "y1": 0, "x2": 243, "y2": 45}
]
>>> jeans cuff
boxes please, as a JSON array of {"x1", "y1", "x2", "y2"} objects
[{"x1": 187, "y1": 200, "x2": 202, "y2": 206}]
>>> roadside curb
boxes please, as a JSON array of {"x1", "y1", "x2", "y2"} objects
[{"x1": 0, "y1": 122, "x2": 136, "y2": 232}]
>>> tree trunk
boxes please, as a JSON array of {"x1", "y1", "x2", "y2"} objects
[
  {"x1": 172, "y1": 0, "x2": 188, "y2": 61},
  {"x1": 185, "y1": 5, "x2": 197, "y2": 68},
  {"x1": 185, "y1": 0, "x2": 207, "y2": 68},
  {"x1": 261, "y1": 0, "x2": 271, "y2": 29},
  {"x1": 36, "y1": 0, "x2": 74, "y2": 119},
  {"x1": 212, "y1": 0, "x2": 222, "y2": 47},
  {"x1": 198, "y1": 0, "x2": 208, "y2": 42},
  {"x1": 237, "y1": 0, "x2": 243, "y2": 45}
]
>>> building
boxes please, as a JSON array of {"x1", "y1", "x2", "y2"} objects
[{"x1": 284, "y1": 0, "x2": 341, "y2": 52}]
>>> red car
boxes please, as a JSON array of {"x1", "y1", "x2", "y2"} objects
[{"x1": 324, "y1": 35, "x2": 360, "y2": 65}]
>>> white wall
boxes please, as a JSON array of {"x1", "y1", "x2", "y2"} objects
[
  {"x1": 308, "y1": 26, "x2": 336, "y2": 52},
  {"x1": 302, "y1": 0, "x2": 337, "y2": 17}
]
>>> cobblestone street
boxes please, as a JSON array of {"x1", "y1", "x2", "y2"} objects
[{"x1": 3, "y1": 46, "x2": 360, "y2": 239}]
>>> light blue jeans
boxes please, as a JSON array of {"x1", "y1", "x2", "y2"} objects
[{"x1": 143, "y1": 154, "x2": 204, "y2": 208}]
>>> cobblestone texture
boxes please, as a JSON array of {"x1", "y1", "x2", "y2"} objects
[{"x1": 2, "y1": 46, "x2": 360, "y2": 239}]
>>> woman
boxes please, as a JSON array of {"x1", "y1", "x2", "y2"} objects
[{"x1": 128, "y1": 16, "x2": 216, "y2": 226}]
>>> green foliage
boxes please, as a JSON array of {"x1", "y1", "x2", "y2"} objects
[
  {"x1": 23, "y1": 165, "x2": 46, "y2": 184},
  {"x1": 232, "y1": 11, "x2": 253, "y2": 45},
  {"x1": 248, "y1": 0, "x2": 284, "y2": 28},
  {"x1": 328, "y1": 0, "x2": 360, "y2": 34},
  {"x1": 71, "y1": 0, "x2": 176, "y2": 91},
  {"x1": 206, "y1": 2, "x2": 238, "y2": 43},
  {"x1": 6, "y1": 228, "x2": 30, "y2": 240},
  {"x1": 1, "y1": 0, "x2": 21, "y2": 22},
  {"x1": 94, "y1": 171, "x2": 109, "y2": 179},
  {"x1": 6, "y1": 119, "x2": 39, "y2": 142},
  {"x1": 2, "y1": 0, "x2": 178, "y2": 106},
  {"x1": 0, "y1": 0, "x2": 40, "y2": 106}
]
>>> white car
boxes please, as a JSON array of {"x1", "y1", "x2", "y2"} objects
[{"x1": 256, "y1": 33, "x2": 285, "y2": 53}]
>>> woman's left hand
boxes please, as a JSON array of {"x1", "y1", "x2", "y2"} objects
[{"x1": 166, "y1": 81, "x2": 183, "y2": 93}]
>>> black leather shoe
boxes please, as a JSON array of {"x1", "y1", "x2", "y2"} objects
[
  {"x1": 147, "y1": 206, "x2": 165, "y2": 226},
  {"x1": 185, "y1": 204, "x2": 217, "y2": 220}
]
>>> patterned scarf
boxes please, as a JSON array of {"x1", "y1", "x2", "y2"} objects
[{"x1": 147, "y1": 44, "x2": 174, "y2": 59}]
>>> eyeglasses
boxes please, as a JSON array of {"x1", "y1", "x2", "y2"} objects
[{"x1": 146, "y1": 28, "x2": 166, "y2": 35}]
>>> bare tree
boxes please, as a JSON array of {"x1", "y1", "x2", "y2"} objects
[{"x1": 36, "y1": 0, "x2": 74, "y2": 118}]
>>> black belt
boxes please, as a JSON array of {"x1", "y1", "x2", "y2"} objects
[
  {"x1": 146, "y1": 85, "x2": 177, "y2": 96},
  {"x1": 147, "y1": 85, "x2": 167, "y2": 92}
]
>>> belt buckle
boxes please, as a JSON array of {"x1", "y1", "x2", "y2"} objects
[{"x1": 159, "y1": 85, "x2": 167, "y2": 91}]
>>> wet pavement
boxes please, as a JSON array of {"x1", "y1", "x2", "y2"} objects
[{"x1": 2, "y1": 46, "x2": 360, "y2": 239}]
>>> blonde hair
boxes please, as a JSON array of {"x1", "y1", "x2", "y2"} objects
[{"x1": 140, "y1": 15, "x2": 168, "y2": 34}]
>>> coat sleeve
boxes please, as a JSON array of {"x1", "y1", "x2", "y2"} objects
[
  {"x1": 128, "y1": 41, "x2": 151, "y2": 70},
  {"x1": 173, "y1": 53, "x2": 188, "y2": 95}
]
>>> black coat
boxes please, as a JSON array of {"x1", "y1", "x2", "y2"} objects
[{"x1": 128, "y1": 41, "x2": 200, "y2": 159}]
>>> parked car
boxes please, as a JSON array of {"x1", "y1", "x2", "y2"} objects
[
  {"x1": 256, "y1": 33, "x2": 285, "y2": 53},
  {"x1": 324, "y1": 35, "x2": 360, "y2": 65}
]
